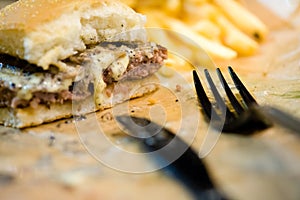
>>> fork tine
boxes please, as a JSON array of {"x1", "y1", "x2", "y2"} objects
[
  {"x1": 204, "y1": 69, "x2": 235, "y2": 120},
  {"x1": 216, "y1": 68, "x2": 245, "y2": 115},
  {"x1": 228, "y1": 66, "x2": 258, "y2": 106},
  {"x1": 193, "y1": 70, "x2": 219, "y2": 120}
]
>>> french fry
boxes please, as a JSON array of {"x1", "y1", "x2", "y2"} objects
[
  {"x1": 191, "y1": 19, "x2": 221, "y2": 42},
  {"x1": 213, "y1": 0, "x2": 268, "y2": 41},
  {"x1": 183, "y1": 3, "x2": 218, "y2": 22},
  {"x1": 184, "y1": 0, "x2": 208, "y2": 5},
  {"x1": 215, "y1": 14, "x2": 259, "y2": 56},
  {"x1": 134, "y1": 0, "x2": 182, "y2": 16},
  {"x1": 121, "y1": 0, "x2": 268, "y2": 60},
  {"x1": 119, "y1": 0, "x2": 137, "y2": 8},
  {"x1": 163, "y1": 17, "x2": 237, "y2": 59},
  {"x1": 141, "y1": 10, "x2": 218, "y2": 66},
  {"x1": 164, "y1": 0, "x2": 182, "y2": 15}
]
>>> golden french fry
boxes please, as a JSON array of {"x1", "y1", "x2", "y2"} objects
[
  {"x1": 182, "y1": 0, "x2": 208, "y2": 15},
  {"x1": 119, "y1": 0, "x2": 137, "y2": 8},
  {"x1": 185, "y1": 0, "x2": 208, "y2": 5},
  {"x1": 134, "y1": 0, "x2": 182, "y2": 15},
  {"x1": 164, "y1": 17, "x2": 237, "y2": 59},
  {"x1": 191, "y1": 19, "x2": 222, "y2": 42},
  {"x1": 215, "y1": 14, "x2": 258, "y2": 56},
  {"x1": 138, "y1": 11, "x2": 225, "y2": 67},
  {"x1": 165, "y1": 0, "x2": 182, "y2": 15},
  {"x1": 213, "y1": 0, "x2": 268, "y2": 41},
  {"x1": 134, "y1": 0, "x2": 160, "y2": 8},
  {"x1": 123, "y1": 0, "x2": 268, "y2": 60},
  {"x1": 183, "y1": 3, "x2": 218, "y2": 22}
]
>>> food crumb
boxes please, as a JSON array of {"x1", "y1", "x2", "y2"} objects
[
  {"x1": 100, "y1": 112, "x2": 113, "y2": 122},
  {"x1": 64, "y1": 120, "x2": 73, "y2": 124},
  {"x1": 74, "y1": 115, "x2": 87, "y2": 121},
  {"x1": 105, "y1": 89, "x2": 112, "y2": 97},
  {"x1": 262, "y1": 72, "x2": 268, "y2": 77},
  {"x1": 49, "y1": 135, "x2": 56, "y2": 146},
  {"x1": 147, "y1": 98, "x2": 156, "y2": 105},
  {"x1": 175, "y1": 84, "x2": 182, "y2": 92}
]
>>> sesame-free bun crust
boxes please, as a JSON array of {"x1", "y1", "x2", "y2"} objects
[{"x1": 0, "y1": 0, "x2": 147, "y2": 70}]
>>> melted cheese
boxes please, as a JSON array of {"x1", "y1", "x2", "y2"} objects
[
  {"x1": 0, "y1": 67, "x2": 73, "y2": 100},
  {"x1": 86, "y1": 49, "x2": 129, "y2": 108}
]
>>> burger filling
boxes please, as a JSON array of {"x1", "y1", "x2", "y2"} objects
[{"x1": 0, "y1": 42, "x2": 167, "y2": 109}]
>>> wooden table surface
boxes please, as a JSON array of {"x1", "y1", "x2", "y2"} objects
[{"x1": 1, "y1": 1, "x2": 300, "y2": 200}]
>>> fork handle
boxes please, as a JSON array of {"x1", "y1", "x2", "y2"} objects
[{"x1": 258, "y1": 106, "x2": 300, "y2": 134}]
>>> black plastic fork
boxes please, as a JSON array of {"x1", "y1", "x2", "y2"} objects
[{"x1": 193, "y1": 66, "x2": 271, "y2": 134}]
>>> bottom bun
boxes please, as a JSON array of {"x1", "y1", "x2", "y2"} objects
[{"x1": 0, "y1": 75, "x2": 159, "y2": 128}]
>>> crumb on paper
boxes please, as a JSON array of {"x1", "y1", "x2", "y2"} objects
[
  {"x1": 64, "y1": 119, "x2": 73, "y2": 124},
  {"x1": 262, "y1": 72, "x2": 268, "y2": 77},
  {"x1": 74, "y1": 115, "x2": 87, "y2": 121},
  {"x1": 100, "y1": 112, "x2": 113, "y2": 122},
  {"x1": 106, "y1": 89, "x2": 112, "y2": 98},
  {"x1": 130, "y1": 106, "x2": 142, "y2": 113},
  {"x1": 175, "y1": 84, "x2": 182, "y2": 92},
  {"x1": 147, "y1": 98, "x2": 156, "y2": 105},
  {"x1": 48, "y1": 135, "x2": 56, "y2": 147}
]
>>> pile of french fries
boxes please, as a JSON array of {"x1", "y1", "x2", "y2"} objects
[{"x1": 121, "y1": 0, "x2": 268, "y2": 61}]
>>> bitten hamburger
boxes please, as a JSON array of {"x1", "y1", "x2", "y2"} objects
[{"x1": 0, "y1": 0, "x2": 167, "y2": 128}]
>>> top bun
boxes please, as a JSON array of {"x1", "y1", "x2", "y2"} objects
[{"x1": 0, "y1": 0, "x2": 147, "y2": 70}]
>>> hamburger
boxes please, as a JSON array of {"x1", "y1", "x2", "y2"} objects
[{"x1": 0, "y1": 0, "x2": 168, "y2": 128}]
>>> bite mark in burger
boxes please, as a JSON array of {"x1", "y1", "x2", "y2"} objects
[{"x1": 0, "y1": 0, "x2": 168, "y2": 128}]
